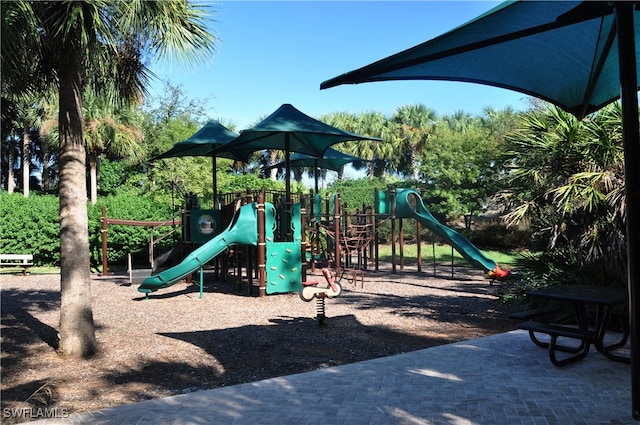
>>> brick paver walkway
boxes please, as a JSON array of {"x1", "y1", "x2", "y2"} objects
[{"x1": 33, "y1": 330, "x2": 633, "y2": 425}]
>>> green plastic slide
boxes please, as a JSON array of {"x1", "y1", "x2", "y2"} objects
[
  {"x1": 394, "y1": 188, "x2": 497, "y2": 272},
  {"x1": 138, "y1": 203, "x2": 259, "y2": 294}
]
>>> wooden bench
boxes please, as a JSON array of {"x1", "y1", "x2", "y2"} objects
[{"x1": 0, "y1": 254, "x2": 34, "y2": 275}]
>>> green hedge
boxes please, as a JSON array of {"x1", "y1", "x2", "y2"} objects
[
  {"x1": 1, "y1": 193, "x2": 173, "y2": 269},
  {"x1": 88, "y1": 195, "x2": 174, "y2": 268},
  {"x1": 0, "y1": 193, "x2": 60, "y2": 265}
]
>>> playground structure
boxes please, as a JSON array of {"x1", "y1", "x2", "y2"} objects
[
  {"x1": 305, "y1": 185, "x2": 510, "y2": 280},
  {"x1": 136, "y1": 189, "x2": 314, "y2": 297},
  {"x1": 100, "y1": 184, "x2": 510, "y2": 299}
]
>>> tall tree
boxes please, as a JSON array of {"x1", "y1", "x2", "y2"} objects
[
  {"x1": 392, "y1": 104, "x2": 438, "y2": 180},
  {"x1": 84, "y1": 90, "x2": 145, "y2": 204},
  {"x1": 1, "y1": 1, "x2": 216, "y2": 358},
  {"x1": 420, "y1": 118, "x2": 500, "y2": 223}
]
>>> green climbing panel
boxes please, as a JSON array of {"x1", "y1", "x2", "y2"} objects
[
  {"x1": 375, "y1": 189, "x2": 390, "y2": 216},
  {"x1": 266, "y1": 242, "x2": 302, "y2": 294}
]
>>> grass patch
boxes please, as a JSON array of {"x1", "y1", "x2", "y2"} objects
[
  {"x1": 376, "y1": 243, "x2": 524, "y2": 270},
  {"x1": 0, "y1": 266, "x2": 60, "y2": 275}
]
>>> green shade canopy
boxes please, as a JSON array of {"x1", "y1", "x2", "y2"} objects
[
  {"x1": 321, "y1": 1, "x2": 640, "y2": 418},
  {"x1": 151, "y1": 120, "x2": 246, "y2": 205},
  {"x1": 264, "y1": 147, "x2": 367, "y2": 173},
  {"x1": 210, "y1": 103, "x2": 380, "y2": 158},
  {"x1": 321, "y1": 1, "x2": 639, "y2": 120},
  {"x1": 210, "y1": 104, "x2": 381, "y2": 238},
  {"x1": 264, "y1": 147, "x2": 369, "y2": 192},
  {"x1": 152, "y1": 120, "x2": 245, "y2": 161}
]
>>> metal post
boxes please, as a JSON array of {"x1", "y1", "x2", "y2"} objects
[
  {"x1": 334, "y1": 193, "x2": 341, "y2": 270},
  {"x1": 417, "y1": 220, "x2": 422, "y2": 272},
  {"x1": 199, "y1": 267, "x2": 204, "y2": 299},
  {"x1": 451, "y1": 246, "x2": 454, "y2": 278},
  {"x1": 432, "y1": 242, "x2": 436, "y2": 276},
  {"x1": 615, "y1": 4, "x2": 640, "y2": 419},
  {"x1": 399, "y1": 217, "x2": 404, "y2": 270},
  {"x1": 390, "y1": 185, "x2": 396, "y2": 274},
  {"x1": 300, "y1": 194, "x2": 308, "y2": 283},
  {"x1": 258, "y1": 191, "x2": 266, "y2": 297}
]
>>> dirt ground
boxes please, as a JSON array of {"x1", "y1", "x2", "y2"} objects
[{"x1": 1, "y1": 263, "x2": 518, "y2": 423}]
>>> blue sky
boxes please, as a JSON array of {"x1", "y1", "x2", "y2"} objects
[{"x1": 148, "y1": 1, "x2": 527, "y2": 130}]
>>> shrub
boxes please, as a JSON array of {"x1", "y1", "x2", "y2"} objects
[
  {"x1": 0, "y1": 193, "x2": 60, "y2": 265},
  {"x1": 1, "y1": 193, "x2": 174, "y2": 269},
  {"x1": 88, "y1": 195, "x2": 174, "y2": 268}
]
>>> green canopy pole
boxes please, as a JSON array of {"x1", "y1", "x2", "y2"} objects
[
  {"x1": 199, "y1": 266, "x2": 204, "y2": 299},
  {"x1": 212, "y1": 157, "x2": 217, "y2": 209},
  {"x1": 285, "y1": 134, "x2": 292, "y2": 241}
]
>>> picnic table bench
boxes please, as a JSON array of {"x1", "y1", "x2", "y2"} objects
[
  {"x1": 0, "y1": 254, "x2": 34, "y2": 275},
  {"x1": 513, "y1": 284, "x2": 629, "y2": 366}
]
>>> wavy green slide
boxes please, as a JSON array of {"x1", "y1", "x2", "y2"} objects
[
  {"x1": 138, "y1": 203, "x2": 258, "y2": 294},
  {"x1": 394, "y1": 188, "x2": 497, "y2": 272}
]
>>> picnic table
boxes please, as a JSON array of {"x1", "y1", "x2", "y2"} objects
[{"x1": 516, "y1": 284, "x2": 629, "y2": 366}]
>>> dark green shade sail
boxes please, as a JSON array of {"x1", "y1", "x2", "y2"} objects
[
  {"x1": 211, "y1": 103, "x2": 381, "y2": 241},
  {"x1": 152, "y1": 120, "x2": 245, "y2": 162},
  {"x1": 264, "y1": 147, "x2": 369, "y2": 192},
  {"x1": 264, "y1": 147, "x2": 367, "y2": 172},
  {"x1": 210, "y1": 103, "x2": 381, "y2": 158},
  {"x1": 151, "y1": 120, "x2": 246, "y2": 204},
  {"x1": 321, "y1": 1, "x2": 640, "y2": 120}
]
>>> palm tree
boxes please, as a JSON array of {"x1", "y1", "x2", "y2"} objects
[
  {"x1": 320, "y1": 111, "x2": 359, "y2": 180},
  {"x1": 502, "y1": 104, "x2": 626, "y2": 284},
  {"x1": 1, "y1": 90, "x2": 48, "y2": 195},
  {"x1": 1, "y1": 1, "x2": 216, "y2": 358},
  {"x1": 355, "y1": 112, "x2": 397, "y2": 179},
  {"x1": 84, "y1": 90, "x2": 145, "y2": 204},
  {"x1": 328, "y1": 111, "x2": 390, "y2": 179},
  {"x1": 443, "y1": 110, "x2": 476, "y2": 133},
  {"x1": 392, "y1": 104, "x2": 438, "y2": 180}
]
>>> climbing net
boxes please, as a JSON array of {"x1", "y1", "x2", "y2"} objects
[{"x1": 316, "y1": 213, "x2": 390, "y2": 274}]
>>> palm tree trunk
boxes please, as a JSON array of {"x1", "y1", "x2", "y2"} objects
[
  {"x1": 412, "y1": 155, "x2": 420, "y2": 181},
  {"x1": 269, "y1": 150, "x2": 279, "y2": 181},
  {"x1": 57, "y1": 54, "x2": 97, "y2": 358},
  {"x1": 89, "y1": 152, "x2": 98, "y2": 205},
  {"x1": 22, "y1": 121, "x2": 30, "y2": 197},
  {"x1": 7, "y1": 136, "x2": 15, "y2": 194},
  {"x1": 42, "y1": 146, "x2": 50, "y2": 191}
]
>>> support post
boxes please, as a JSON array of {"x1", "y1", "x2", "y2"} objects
[
  {"x1": 199, "y1": 267, "x2": 204, "y2": 299},
  {"x1": 399, "y1": 217, "x2": 404, "y2": 270},
  {"x1": 390, "y1": 185, "x2": 396, "y2": 274},
  {"x1": 417, "y1": 220, "x2": 422, "y2": 272},
  {"x1": 300, "y1": 194, "x2": 308, "y2": 283},
  {"x1": 101, "y1": 205, "x2": 108, "y2": 276},
  {"x1": 334, "y1": 193, "x2": 341, "y2": 270},
  {"x1": 615, "y1": 4, "x2": 640, "y2": 418},
  {"x1": 258, "y1": 191, "x2": 266, "y2": 297}
]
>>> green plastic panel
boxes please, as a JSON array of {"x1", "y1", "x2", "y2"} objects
[
  {"x1": 375, "y1": 190, "x2": 390, "y2": 216},
  {"x1": 190, "y1": 209, "x2": 222, "y2": 243},
  {"x1": 266, "y1": 241, "x2": 302, "y2": 294}
]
